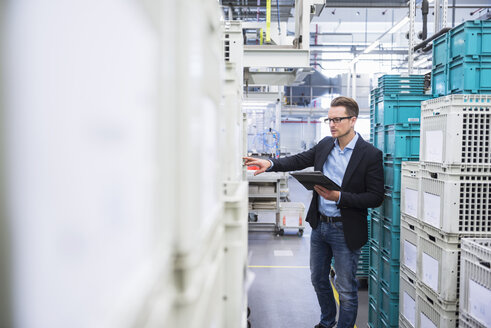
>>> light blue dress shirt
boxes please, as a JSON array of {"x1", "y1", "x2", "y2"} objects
[{"x1": 319, "y1": 133, "x2": 359, "y2": 217}]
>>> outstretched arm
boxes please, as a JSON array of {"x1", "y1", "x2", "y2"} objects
[
  {"x1": 243, "y1": 157, "x2": 272, "y2": 176},
  {"x1": 243, "y1": 139, "x2": 324, "y2": 175}
]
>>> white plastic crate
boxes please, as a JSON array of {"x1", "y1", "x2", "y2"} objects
[
  {"x1": 248, "y1": 184, "x2": 259, "y2": 194},
  {"x1": 458, "y1": 313, "x2": 473, "y2": 328},
  {"x1": 399, "y1": 268, "x2": 418, "y2": 328},
  {"x1": 172, "y1": 0, "x2": 225, "y2": 256},
  {"x1": 459, "y1": 311, "x2": 487, "y2": 328},
  {"x1": 401, "y1": 162, "x2": 421, "y2": 220},
  {"x1": 459, "y1": 238, "x2": 491, "y2": 328},
  {"x1": 420, "y1": 94, "x2": 491, "y2": 165},
  {"x1": 416, "y1": 288, "x2": 458, "y2": 328},
  {"x1": 398, "y1": 318, "x2": 412, "y2": 328},
  {"x1": 400, "y1": 214, "x2": 421, "y2": 278},
  {"x1": 417, "y1": 228, "x2": 461, "y2": 303},
  {"x1": 173, "y1": 234, "x2": 226, "y2": 328},
  {"x1": 223, "y1": 181, "x2": 248, "y2": 328},
  {"x1": 3, "y1": 2, "x2": 182, "y2": 327},
  {"x1": 419, "y1": 167, "x2": 491, "y2": 235},
  {"x1": 420, "y1": 161, "x2": 491, "y2": 175},
  {"x1": 278, "y1": 202, "x2": 305, "y2": 233},
  {"x1": 221, "y1": 63, "x2": 244, "y2": 183}
]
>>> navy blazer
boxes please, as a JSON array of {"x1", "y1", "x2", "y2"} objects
[{"x1": 270, "y1": 135, "x2": 384, "y2": 250}]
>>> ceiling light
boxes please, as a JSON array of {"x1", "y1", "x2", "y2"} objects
[
  {"x1": 363, "y1": 40, "x2": 380, "y2": 54},
  {"x1": 387, "y1": 16, "x2": 410, "y2": 34},
  {"x1": 413, "y1": 57, "x2": 431, "y2": 67}
]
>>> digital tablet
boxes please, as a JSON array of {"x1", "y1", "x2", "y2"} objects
[{"x1": 290, "y1": 171, "x2": 341, "y2": 191}]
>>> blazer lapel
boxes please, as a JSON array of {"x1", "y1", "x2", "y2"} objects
[
  {"x1": 341, "y1": 137, "x2": 367, "y2": 188},
  {"x1": 317, "y1": 138, "x2": 335, "y2": 170}
]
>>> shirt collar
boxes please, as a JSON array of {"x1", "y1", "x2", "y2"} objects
[{"x1": 334, "y1": 132, "x2": 359, "y2": 150}]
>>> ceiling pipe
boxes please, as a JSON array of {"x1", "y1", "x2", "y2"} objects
[
  {"x1": 421, "y1": 0, "x2": 429, "y2": 40},
  {"x1": 413, "y1": 27, "x2": 451, "y2": 52},
  {"x1": 276, "y1": 0, "x2": 281, "y2": 34}
]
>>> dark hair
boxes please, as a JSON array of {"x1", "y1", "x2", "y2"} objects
[{"x1": 330, "y1": 96, "x2": 359, "y2": 117}]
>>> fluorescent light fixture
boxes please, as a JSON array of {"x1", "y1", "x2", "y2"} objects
[
  {"x1": 242, "y1": 101, "x2": 272, "y2": 105},
  {"x1": 350, "y1": 57, "x2": 360, "y2": 66},
  {"x1": 363, "y1": 40, "x2": 380, "y2": 54},
  {"x1": 387, "y1": 16, "x2": 409, "y2": 34},
  {"x1": 414, "y1": 57, "x2": 431, "y2": 67}
]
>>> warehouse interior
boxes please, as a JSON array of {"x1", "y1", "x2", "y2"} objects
[{"x1": 0, "y1": 0, "x2": 491, "y2": 327}]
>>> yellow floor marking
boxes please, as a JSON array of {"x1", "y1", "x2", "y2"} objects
[
  {"x1": 248, "y1": 265, "x2": 309, "y2": 269},
  {"x1": 331, "y1": 281, "x2": 358, "y2": 328}
]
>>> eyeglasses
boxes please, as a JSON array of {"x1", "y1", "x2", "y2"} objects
[{"x1": 324, "y1": 116, "x2": 353, "y2": 124}]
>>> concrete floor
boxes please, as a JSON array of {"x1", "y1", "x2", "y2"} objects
[{"x1": 247, "y1": 177, "x2": 369, "y2": 328}]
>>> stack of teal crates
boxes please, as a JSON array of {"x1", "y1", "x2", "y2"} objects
[
  {"x1": 432, "y1": 20, "x2": 491, "y2": 97},
  {"x1": 356, "y1": 215, "x2": 370, "y2": 278},
  {"x1": 368, "y1": 74, "x2": 430, "y2": 328},
  {"x1": 332, "y1": 214, "x2": 370, "y2": 278}
]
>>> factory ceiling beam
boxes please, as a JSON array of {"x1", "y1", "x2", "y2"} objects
[
  {"x1": 311, "y1": 57, "x2": 407, "y2": 62},
  {"x1": 244, "y1": 92, "x2": 284, "y2": 102},
  {"x1": 310, "y1": 49, "x2": 408, "y2": 55},
  {"x1": 244, "y1": 46, "x2": 310, "y2": 68},
  {"x1": 323, "y1": 1, "x2": 408, "y2": 8}
]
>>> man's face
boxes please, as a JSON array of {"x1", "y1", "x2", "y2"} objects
[{"x1": 327, "y1": 106, "x2": 356, "y2": 139}]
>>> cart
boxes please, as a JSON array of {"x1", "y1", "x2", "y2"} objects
[
  {"x1": 247, "y1": 171, "x2": 289, "y2": 233},
  {"x1": 277, "y1": 202, "x2": 305, "y2": 237}
]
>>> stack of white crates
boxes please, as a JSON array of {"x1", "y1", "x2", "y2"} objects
[
  {"x1": 399, "y1": 94, "x2": 491, "y2": 328},
  {"x1": 221, "y1": 20, "x2": 250, "y2": 328},
  {"x1": 459, "y1": 238, "x2": 491, "y2": 328}
]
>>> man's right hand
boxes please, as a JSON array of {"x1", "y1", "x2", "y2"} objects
[{"x1": 243, "y1": 157, "x2": 272, "y2": 176}]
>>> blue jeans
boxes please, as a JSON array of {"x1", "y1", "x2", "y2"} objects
[{"x1": 310, "y1": 221, "x2": 361, "y2": 328}]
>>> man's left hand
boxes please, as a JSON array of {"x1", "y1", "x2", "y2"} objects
[{"x1": 314, "y1": 185, "x2": 340, "y2": 202}]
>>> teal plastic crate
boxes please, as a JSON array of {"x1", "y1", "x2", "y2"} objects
[
  {"x1": 433, "y1": 32, "x2": 449, "y2": 68},
  {"x1": 369, "y1": 243, "x2": 380, "y2": 275},
  {"x1": 374, "y1": 124, "x2": 421, "y2": 159},
  {"x1": 378, "y1": 75, "x2": 425, "y2": 84},
  {"x1": 431, "y1": 65, "x2": 447, "y2": 97},
  {"x1": 379, "y1": 83, "x2": 425, "y2": 91},
  {"x1": 448, "y1": 57, "x2": 491, "y2": 94},
  {"x1": 380, "y1": 303, "x2": 398, "y2": 328},
  {"x1": 369, "y1": 272, "x2": 379, "y2": 302},
  {"x1": 384, "y1": 158, "x2": 418, "y2": 193},
  {"x1": 383, "y1": 189, "x2": 401, "y2": 227},
  {"x1": 385, "y1": 125, "x2": 420, "y2": 159},
  {"x1": 375, "y1": 101, "x2": 422, "y2": 126},
  {"x1": 379, "y1": 95, "x2": 428, "y2": 108},
  {"x1": 383, "y1": 159, "x2": 402, "y2": 192},
  {"x1": 368, "y1": 298, "x2": 378, "y2": 328},
  {"x1": 357, "y1": 220, "x2": 370, "y2": 278},
  {"x1": 370, "y1": 205, "x2": 384, "y2": 223},
  {"x1": 357, "y1": 251, "x2": 369, "y2": 277},
  {"x1": 432, "y1": 56, "x2": 491, "y2": 96},
  {"x1": 373, "y1": 125, "x2": 385, "y2": 153},
  {"x1": 377, "y1": 92, "x2": 431, "y2": 102},
  {"x1": 448, "y1": 20, "x2": 491, "y2": 60},
  {"x1": 380, "y1": 254, "x2": 400, "y2": 294},
  {"x1": 370, "y1": 214, "x2": 382, "y2": 245},
  {"x1": 379, "y1": 88, "x2": 426, "y2": 96},
  {"x1": 381, "y1": 223, "x2": 400, "y2": 261},
  {"x1": 379, "y1": 83, "x2": 425, "y2": 90},
  {"x1": 371, "y1": 205, "x2": 384, "y2": 219}
]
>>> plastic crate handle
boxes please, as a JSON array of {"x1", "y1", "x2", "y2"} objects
[{"x1": 479, "y1": 260, "x2": 490, "y2": 269}]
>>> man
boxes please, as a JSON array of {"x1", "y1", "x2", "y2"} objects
[{"x1": 244, "y1": 96, "x2": 384, "y2": 328}]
